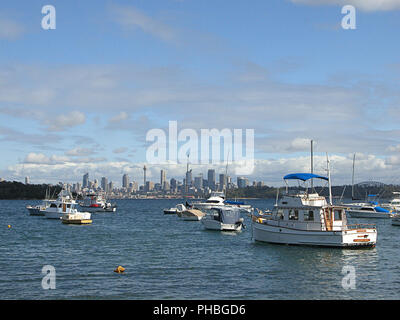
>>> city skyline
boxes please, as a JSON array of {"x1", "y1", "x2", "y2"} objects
[{"x1": 1, "y1": 1, "x2": 400, "y2": 186}]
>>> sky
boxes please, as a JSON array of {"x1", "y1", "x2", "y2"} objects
[{"x1": 1, "y1": 0, "x2": 400, "y2": 187}]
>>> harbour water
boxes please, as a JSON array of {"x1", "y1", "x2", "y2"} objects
[{"x1": 1, "y1": 198, "x2": 399, "y2": 300}]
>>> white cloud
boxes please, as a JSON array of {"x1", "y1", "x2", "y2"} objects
[
  {"x1": 45, "y1": 111, "x2": 86, "y2": 132},
  {"x1": 65, "y1": 148, "x2": 95, "y2": 156},
  {"x1": 290, "y1": 0, "x2": 400, "y2": 11}
]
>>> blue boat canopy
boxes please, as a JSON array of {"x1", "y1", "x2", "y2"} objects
[{"x1": 283, "y1": 173, "x2": 329, "y2": 182}]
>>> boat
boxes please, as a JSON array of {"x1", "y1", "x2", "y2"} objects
[
  {"x1": 190, "y1": 192, "x2": 252, "y2": 212},
  {"x1": 341, "y1": 154, "x2": 392, "y2": 219},
  {"x1": 252, "y1": 172, "x2": 377, "y2": 248},
  {"x1": 345, "y1": 200, "x2": 393, "y2": 219},
  {"x1": 163, "y1": 207, "x2": 178, "y2": 214},
  {"x1": 176, "y1": 203, "x2": 206, "y2": 221},
  {"x1": 26, "y1": 188, "x2": 55, "y2": 216},
  {"x1": 201, "y1": 207, "x2": 244, "y2": 231},
  {"x1": 26, "y1": 199, "x2": 54, "y2": 216},
  {"x1": 79, "y1": 193, "x2": 116, "y2": 212},
  {"x1": 391, "y1": 213, "x2": 400, "y2": 226},
  {"x1": 381, "y1": 192, "x2": 400, "y2": 213},
  {"x1": 42, "y1": 189, "x2": 79, "y2": 219},
  {"x1": 61, "y1": 211, "x2": 92, "y2": 225}
]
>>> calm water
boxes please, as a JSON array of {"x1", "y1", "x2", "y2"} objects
[{"x1": 0, "y1": 198, "x2": 399, "y2": 300}]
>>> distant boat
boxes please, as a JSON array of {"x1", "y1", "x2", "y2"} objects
[
  {"x1": 190, "y1": 192, "x2": 252, "y2": 212},
  {"x1": 345, "y1": 199, "x2": 393, "y2": 219},
  {"x1": 175, "y1": 203, "x2": 206, "y2": 221},
  {"x1": 391, "y1": 213, "x2": 400, "y2": 226},
  {"x1": 201, "y1": 207, "x2": 244, "y2": 231},
  {"x1": 341, "y1": 154, "x2": 392, "y2": 219},
  {"x1": 26, "y1": 188, "x2": 55, "y2": 216},
  {"x1": 381, "y1": 192, "x2": 400, "y2": 213},
  {"x1": 79, "y1": 193, "x2": 116, "y2": 212},
  {"x1": 42, "y1": 189, "x2": 81, "y2": 220}
]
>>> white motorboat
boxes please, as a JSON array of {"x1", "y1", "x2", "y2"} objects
[
  {"x1": 26, "y1": 188, "x2": 55, "y2": 216},
  {"x1": 201, "y1": 207, "x2": 244, "y2": 231},
  {"x1": 163, "y1": 207, "x2": 178, "y2": 214},
  {"x1": 176, "y1": 203, "x2": 206, "y2": 221},
  {"x1": 345, "y1": 201, "x2": 393, "y2": 219},
  {"x1": 381, "y1": 192, "x2": 400, "y2": 213},
  {"x1": 26, "y1": 199, "x2": 55, "y2": 216},
  {"x1": 190, "y1": 192, "x2": 252, "y2": 212},
  {"x1": 42, "y1": 189, "x2": 81, "y2": 219},
  {"x1": 79, "y1": 193, "x2": 116, "y2": 212},
  {"x1": 252, "y1": 172, "x2": 377, "y2": 248}
]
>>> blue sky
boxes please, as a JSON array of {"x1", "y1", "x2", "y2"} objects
[{"x1": 1, "y1": 0, "x2": 400, "y2": 186}]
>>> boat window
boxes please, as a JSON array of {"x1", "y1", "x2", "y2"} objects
[
  {"x1": 277, "y1": 209, "x2": 284, "y2": 220},
  {"x1": 304, "y1": 210, "x2": 314, "y2": 221},
  {"x1": 58, "y1": 204, "x2": 62, "y2": 208},
  {"x1": 50, "y1": 203, "x2": 57, "y2": 208},
  {"x1": 334, "y1": 209, "x2": 342, "y2": 221},
  {"x1": 289, "y1": 209, "x2": 298, "y2": 220},
  {"x1": 206, "y1": 200, "x2": 221, "y2": 204},
  {"x1": 67, "y1": 204, "x2": 71, "y2": 208}
]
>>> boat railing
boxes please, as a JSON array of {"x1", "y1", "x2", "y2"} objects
[{"x1": 345, "y1": 223, "x2": 376, "y2": 230}]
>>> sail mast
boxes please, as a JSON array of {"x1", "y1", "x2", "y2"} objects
[
  {"x1": 326, "y1": 153, "x2": 333, "y2": 206},
  {"x1": 311, "y1": 140, "x2": 314, "y2": 190},
  {"x1": 351, "y1": 153, "x2": 355, "y2": 200}
]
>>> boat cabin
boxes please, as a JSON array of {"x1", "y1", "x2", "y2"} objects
[{"x1": 270, "y1": 193, "x2": 347, "y2": 231}]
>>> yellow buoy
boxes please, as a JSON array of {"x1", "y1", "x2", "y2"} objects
[
  {"x1": 7, "y1": 225, "x2": 11, "y2": 229},
  {"x1": 114, "y1": 266, "x2": 125, "y2": 273}
]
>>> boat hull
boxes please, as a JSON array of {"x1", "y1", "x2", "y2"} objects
[
  {"x1": 252, "y1": 222, "x2": 377, "y2": 248},
  {"x1": 44, "y1": 211, "x2": 62, "y2": 219},
  {"x1": 202, "y1": 218, "x2": 242, "y2": 231},
  {"x1": 346, "y1": 210, "x2": 392, "y2": 219},
  {"x1": 80, "y1": 206, "x2": 116, "y2": 213},
  {"x1": 27, "y1": 206, "x2": 45, "y2": 216},
  {"x1": 62, "y1": 219, "x2": 92, "y2": 224},
  {"x1": 392, "y1": 218, "x2": 400, "y2": 226},
  {"x1": 163, "y1": 209, "x2": 177, "y2": 214}
]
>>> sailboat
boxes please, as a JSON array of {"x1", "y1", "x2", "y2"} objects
[{"x1": 342, "y1": 154, "x2": 392, "y2": 219}]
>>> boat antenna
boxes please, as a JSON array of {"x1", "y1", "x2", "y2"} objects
[{"x1": 326, "y1": 153, "x2": 333, "y2": 206}]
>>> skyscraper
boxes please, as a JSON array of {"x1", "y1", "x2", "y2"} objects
[
  {"x1": 143, "y1": 165, "x2": 147, "y2": 189},
  {"x1": 122, "y1": 174, "x2": 129, "y2": 188},
  {"x1": 160, "y1": 170, "x2": 166, "y2": 188},
  {"x1": 101, "y1": 177, "x2": 108, "y2": 192},
  {"x1": 219, "y1": 173, "x2": 226, "y2": 191},
  {"x1": 170, "y1": 178, "x2": 177, "y2": 193},
  {"x1": 194, "y1": 174, "x2": 203, "y2": 189},
  {"x1": 208, "y1": 169, "x2": 216, "y2": 191},
  {"x1": 83, "y1": 173, "x2": 89, "y2": 188},
  {"x1": 237, "y1": 177, "x2": 249, "y2": 189}
]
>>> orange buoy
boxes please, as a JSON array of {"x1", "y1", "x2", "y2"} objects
[{"x1": 114, "y1": 266, "x2": 125, "y2": 273}]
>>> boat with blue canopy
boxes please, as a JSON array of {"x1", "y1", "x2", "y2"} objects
[{"x1": 251, "y1": 164, "x2": 377, "y2": 247}]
